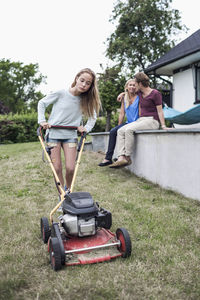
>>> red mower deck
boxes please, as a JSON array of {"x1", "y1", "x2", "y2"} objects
[{"x1": 49, "y1": 228, "x2": 122, "y2": 266}]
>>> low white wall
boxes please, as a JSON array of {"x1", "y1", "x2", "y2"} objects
[{"x1": 90, "y1": 130, "x2": 200, "y2": 201}]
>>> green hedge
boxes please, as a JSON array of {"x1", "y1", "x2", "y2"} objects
[
  {"x1": 0, "y1": 113, "x2": 39, "y2": 144},
  {"x1": 92, "y1": 113, "x2": 119, "y2": 133},
  {"x1": 0, "y1": 113, "x2": 114, "y2": 144}
]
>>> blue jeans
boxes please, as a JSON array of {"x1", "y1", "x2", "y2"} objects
[{"x1": 105, "y1": 123, "x2": 126, "y2": 161}]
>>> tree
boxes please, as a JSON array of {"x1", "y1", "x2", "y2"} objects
[
  {"x1": 0, "y1": 59, "x2": 46, "y2": 113},
  {"x1": 98, "y1": 65, "x2": 126, "y2": 131},
  {"x1": 0, "y1": 101, "x2": 10, "y2": 114},
  {"x1": 106, "y1": 0, "x2": 187, "y2": 74}
]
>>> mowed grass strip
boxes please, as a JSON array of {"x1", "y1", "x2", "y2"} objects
[{"x1": 0, "y1": 142, "x2": 200, "y2": 300}]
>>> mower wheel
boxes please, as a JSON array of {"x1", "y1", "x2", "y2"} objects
[
  {"x1": 116, "y1": 228, "x2": 132, "y2": 258},
  {"x1": 49, "y1": 237, "x2": 62, "y2": 271},
  {"x1": 52, "y1": 223, "x2": 66, "y2": 266},
  {"x1": 41, "y1": 217, "x2": 51, "y2": 244}
]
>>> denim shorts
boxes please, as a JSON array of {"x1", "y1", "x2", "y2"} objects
[{"x1": 46, "y1": 136, "x2": 78, "y2": 144}]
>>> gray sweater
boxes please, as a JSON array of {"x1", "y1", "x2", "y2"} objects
[{"x1": 38, "y1": 89, "x2": 96, "y2": 139}]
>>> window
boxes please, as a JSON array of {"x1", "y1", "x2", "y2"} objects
[{"x1": 195, "y1": 67, "x2": 200, "y2": 103}]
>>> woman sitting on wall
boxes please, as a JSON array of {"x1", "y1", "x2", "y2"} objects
[{"x1": 98, "y1": 78, "x2": 139, "y2": 166}]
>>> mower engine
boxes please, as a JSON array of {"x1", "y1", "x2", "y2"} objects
[{"x1": 59, "y1": 192, "x2": 112, "y2": 237}]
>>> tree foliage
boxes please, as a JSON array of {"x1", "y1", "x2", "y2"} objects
[
  {"x1": 0, "y1": 59, "x2": 46, "y2": 113},
  {"x1": 0, "y1": 101, "x2": 10, "y2": 114},
  {"x1": 98, "y1": 65, "x2": 126, "y2": 131},
  {"x1": 106, "y1": 0, "x2": 187, "y2": 74}
]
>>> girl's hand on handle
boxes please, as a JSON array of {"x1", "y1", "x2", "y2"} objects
[
  {"x1": 40, "y1": 122, "x2": 51, "y2": 130},
  {"x1": 77, "y1": 125, "x2": 87, "y2": 133}
]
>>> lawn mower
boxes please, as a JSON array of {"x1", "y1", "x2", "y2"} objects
[{"x1": 37, "y1": 126, "x2": 132, "y2": 271}]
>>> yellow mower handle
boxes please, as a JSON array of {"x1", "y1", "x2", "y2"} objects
[
  {"x1": 37, "y1": 127, "x2": 86, "y2": 222},
  {"x1": 37, "y1": 127, "x2": 66, "y2": 222},
  {"x1": 70, "y1": 132, "x2": 87, "y2": 193}
]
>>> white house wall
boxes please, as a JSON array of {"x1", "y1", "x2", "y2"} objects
[
  {"x1": 172, "y1": 69, "x2": 200, "y2": 129},
  {"x1": 173, "y1": 69, "x2": 195, "y2": 111}
]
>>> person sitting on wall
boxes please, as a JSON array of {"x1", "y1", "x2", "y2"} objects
[
  {"x1": 98, "y1": 78, "x2": 139, "y2": 166},
  {"x1": 109, "y1": 72, "x2": 170, "y2": 168}
]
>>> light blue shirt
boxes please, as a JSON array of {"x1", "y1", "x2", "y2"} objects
[
  {"x1": 124, "y1": 95, "x2": 139, "y2": 123},
  {"x1": 38, "y1": 89, "x2": 96, "y2": 139}
]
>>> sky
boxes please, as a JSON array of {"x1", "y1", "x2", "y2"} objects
[{"x1": 0, "y1": 0, "x2": 200, "y2": 94}]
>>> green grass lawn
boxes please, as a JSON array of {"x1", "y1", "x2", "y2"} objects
[{"x1": 0, "y1": 142, "x2": 200, "y2": 300}]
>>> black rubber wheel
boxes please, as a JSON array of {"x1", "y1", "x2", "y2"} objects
[
  {"x1": 52, "y1": 223, "x2": 66, "y2": 266},
  {"x1": 40, "y1": 217, "x2": 51, "y2": 244},
  {"x1": 116, "y1": 228, "x2": 132, "y2": 258},
  {"x1": 49, "y1": 237, "x2": 62, "y2": 271}
]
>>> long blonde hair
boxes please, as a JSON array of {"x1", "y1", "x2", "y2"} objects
[
  {"x1": 71, "y1": 68, "x2": 101, "y2": 117},
  {"x1": 124, "y1": 79, "x2": 135, "y2": 108}
]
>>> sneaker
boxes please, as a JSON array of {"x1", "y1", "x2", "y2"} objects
[
  {"x1": 64, "y1": 185, "x2": 70, "y2": 194},
  {"x1": 109, "y1": 160, "x2": 129, "y2": 168},
  {"x1": 98, "y1": 160, "x2": 112, "y2": 167}
]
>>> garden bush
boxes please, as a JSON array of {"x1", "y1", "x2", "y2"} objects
[
  {"x1": 0, "y1": 112, "x2": 119, "y2": 144},
  {"x1": 92, "y1": 112, "x2": 119, "y2": 132},
  {"x1": 0, "y1": 112, "x2": 39, "y2": 143}
]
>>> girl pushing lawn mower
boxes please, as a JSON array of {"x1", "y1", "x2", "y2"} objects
[
  {"x1": 38, "y1": 69, "x2": 132, "y2": 271},
  {"x1": 38, "y1": 68, "x2": 101, "y2": 190}
]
